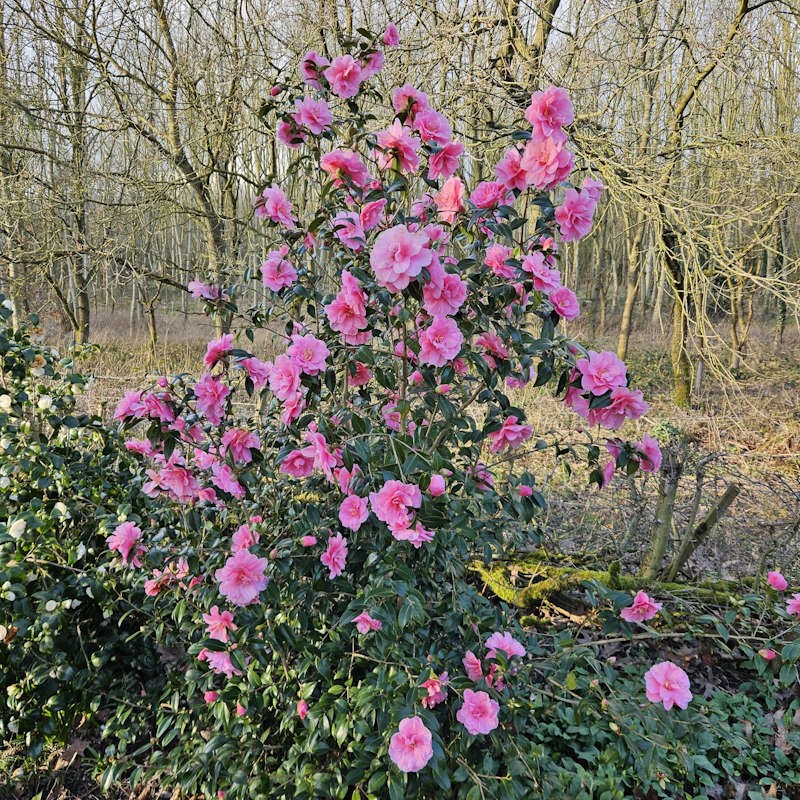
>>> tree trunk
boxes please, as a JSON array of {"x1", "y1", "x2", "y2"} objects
[
  {"x1": 616, "y1": 214, "x2": 645, "y2": 361},
  {"x1": 641, "y1": 440, "x2": 685, "y2": 580},
  {"x1": 663, "y1": 224, "x2": 692, "y2": 407}
]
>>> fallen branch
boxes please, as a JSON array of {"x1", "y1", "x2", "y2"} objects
[{"x1": 662, "y1": 483, "x2": 741, "y2": 582}]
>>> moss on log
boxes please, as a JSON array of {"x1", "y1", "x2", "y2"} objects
[{"x1": 469, "y1": 554, "x2": 744, "y2": 610}]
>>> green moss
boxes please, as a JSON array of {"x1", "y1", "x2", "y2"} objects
[{"x1": 469, "y1": 555, "x2": 743, "y2": 609}]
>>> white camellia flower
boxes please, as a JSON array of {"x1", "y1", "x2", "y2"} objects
[
  {"x1": 7, "y1": 518, "x2": 26, "y2": 539},
  {"x1": 37, "y1": 395, "x2": 53, "y2": 411},
  {"x1": 1, "y1": 298, "x2": 13, "y2": 310},
  {"x1": 0, "y1": 395, "x2": 11, "y2": 412}
]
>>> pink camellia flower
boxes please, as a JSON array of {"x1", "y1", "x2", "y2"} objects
[
  {"x1": 428, "y1": 474, "x2": 446, "y2": 497},
  {"x1": 361, "y1": 51, "x2": 385, "y2": 81},
  {"x1": 323, "y1": 54, "x2": 362, "y2": 98},
  {"x1": 261, "y1": 246, "x2": 298, "y2": 291},
  {"x1": 519, "y1": 484, "x2": 533, "y2": 497},
  {"x1": 300, "y1": 535, "x2": 317, "y2": 547},
  {"x1": 413, "y1": 107, "x2": 452, "y2": 146},
  {"x1": 304, "y1": 427, "x2": 341, "y2": 482},
  {"x1": 433, "y1": 176, "x2": 465, "y2": 225},
  {"x1": 472, "y1": 461, "x2": 495, "y2": 491},
  {"x1": 277, "y1": 120, "x2": 306, "y2": 149},
  {"x1": 235, "y1": 703, "x2": 247, "y2": 717},
  {"x1": 759, "y1": 648, "x2": 777, "y2": 660},
  {"x1": 255, "y1": 184, "x2": 296, "y2": 229},
  {"x1": 620, "y1": 591, "x2": 663, "y2": 623},
  {"x1": 525, "y1": 86, "x2": 574, "y2": 138},
  {"x1": 589, "y1": 386, "x2": 649, "y2": 430},
  {"x1": 299, "y1": 50, "x2": 329, "y2": 89},
  {"x1": 495, "y1": 147, "x2": 528, "y2": 192},
  {"x1": 239, "y1": 356, "x2": 271, "y2": 390},
  {"x1": 268, "y1": 354, "x2": 301, "y2": 401},
  {"x1": 485, "y1": 631, "x2": 526, "y2": 659},
  {"x1": 521, "y1": 251, "x2": 560, "y2": 291},
  {"x1": 114, "y1": 389, "x2": 144, "y2": 420},
  {"x1": 391, "y1": 84, "x2": 430, "y2": 118},
  {"x1": 320, "y1": 531, "x2": 348, "y2": 579},
  {"x1": 287, "y1": 334, "x2": 329, "y2": 376},
  {"x1": 320, "y1": 149, "x2": 371, "y2": 188},
  {"x1": 566, "y1": 384, "x2": 594, "y2": 418},
  {"x1": 194, "y1": 374, "x2": 231, "y2": 425},
  {"x1": 188, "y1": 280, "x2": 226, "y2": 301},
  {"x1": 392, "y1": 522, "x2": 435, "y2": 548},
  {"x1": 374, "y1": 119, "x2": 420, "y2": 173},
  {"x1": 280, "y1": 390, "x2": 307, "y2": 426},
  {"x1": 644, "y1": 661, "x2": 692, "y2": 710},
  {"x1": 382, "y1": 22, "x2": 399, "y2": 46},
  {"x1": 360, "y1": 198, "x2": 387, "y2": 231},
  {"x1": 549, "y1": 286, "x2": 580, "y2": 321},
  {"x1": 388, "y1": 716, "x2": 433, "y2": 773},
  {"x1": 521, "y1": 135, "x2": 573, "y2": 190},
  {"x1": 418, "y1": 316, "x2": 463, "y2": 367},
  {"x1": 330, "y1": 210, "x2": 365, "y2": 251},
  {"x1": 576, "y1": 350, "x2": 628, "y2": 395},
  {"x1": 421, "y1": 672, "x2": 449, "y2": 708},
  {"x1": 767, "y1": 571, "x2": 788, "y2": 591},
  {"x1": 353, "y1": 611, "x2": 382, "y2": 634},
  {"x1": 200, "y1": 648, "x2": 241, "y2": 678},
  {"x1": 463, "y1": 650, "x2": 483, "y2": 681},
  {"x1": 582, "y1": 176, "x2": 604, "y2": 203},
  {"x1": 297, "y1": 699, "x2": 309, "y2": 719},
  {"x1": 636, "y1": 434, "x2": 662, "y2": 473},
  {"x1": 215, "y1": 549, "x2": 269, "y2": 606},
  {"x1": 146, "y1": 464, "x2": 202, "y2": 504},
  {"x1": 221, "y1": 428, "x2": 260, "y2": 464},
  {"x1": 485, "y1": 244, "x2": 515, "y2": 279},
  {"x1": 325, "y1": 270, "x2": 369, "y2": 337},
  {"x1": 457, "y1": 689, "x2": 500, "y2": 735},
  {"x1": 423, "y1": 272, "x2": 467, "y2": 317},
  {"x1": 107, "y1": 521, "x2": 143, "y2": 566},
  {"x1": 370, "y1": 225, "x2": 433, "y2": 292},
  {"x1": 141, "y1": 391, "x2": 175, "y2": 422},
  {"x1": 488, "y1": 415, "x2": 533, "y2": 453},
  {"x1": 335, "y1": 465, "x2": 362, "y2": 494},
  {"x1": 231, "y1": 523, "x2": 259, "y2": 551},
  {"x1": 211, "y1": 459, "x2": 245, "y2": 499},
  {"x1": 347, "y1": 362, "x2": 371, "y2": 387},
  {"x1": 470, "y1": 180, "x2": 510, "y2": 209},
  {"x1": 555, "y1": 187, "x2": 597, "y2": 242},
  {"x1": 204, "y1": 690, "x2": 218, "y2": 703},
  {"x1": 600, "y1": 459, "x2": 616, "y2": 488},
  {"x1": 339, "y1": 494, "x2": 369, "y2": 531},
  {"x1": 293, "y1": 96, "x2": 332, "y2": 135},
  {"x1": 786, "y1": 594, "x2": 800, "y2": 617},
  {"x1": 381, "y1": 403, "x2": 404, "y2": 431},
  {"x1": 125, "y1": 438, "x2": 156, "y2": 456},
  {"x1": 280, "y1": 447, "x2": 316, "y2": 478},
  {"x1": 428, "y1": 140, "x2": 464, "y2": 180},
  {"x1": 203, "y1": 606, "x2": 238, "y2": 642},
  {"x1": 204, "y1": 333, "x2": 234, "y2": 369},
  {"x1": 370, "y1": 479, "x2": 422, "y2": 532}
]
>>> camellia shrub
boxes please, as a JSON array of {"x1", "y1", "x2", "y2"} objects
[
  {"x1": 0, "y1": 300, "x2": 162, "y2": 770},
  {"x1": 104, "y1": 25, "x2": 703, "y2": 800}
]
